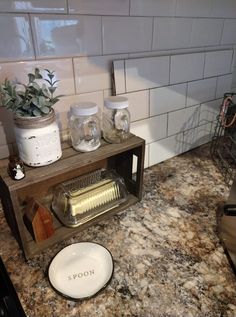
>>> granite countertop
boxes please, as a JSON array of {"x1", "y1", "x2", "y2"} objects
[{"x1": 1, "y1": 144, "x2": 236, "y2": 317}]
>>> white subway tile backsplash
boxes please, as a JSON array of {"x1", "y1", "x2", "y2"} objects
[
  {"x1": 204, "y1": 50, "x2": 233, "y2": 77},
  {"x1": 130, "y1": 115, "x2": 167, "y2": 144},
  {"x1": 221, "y1": 20, "x2": 236, "y2": 45},
  {"x1": 153, "y1": 18, "x2": 192, "y2": 51},
  {"x1": 130, "y1": 0, "x2": 176, "y2": 16},
  {"x1": 211, "y1": 0, "x2": 236, "y2": 18},
  {"x1": 0, "y1": 0, "x2": 67, "y2": 13},
  {"x1": 190, "y1": 19, "x2": 223, "y2": 47},
  {"x1": 170, "y1": 52, "x2": 205, "y2": 84},
  {"x1": 73, "y1": 54, "x2": 128, "y2": 94},
  {"x1": 182, "y1": 127, "x2": 200, "y2": 152},
  {"x1": 125, "y1": 56, "x2": 170, "y2": 92},
  {"x1": 186, "y1": 77, "x2": 217, "y2": 107},
  {"x1": 102, "y1": 17, "x2": 152, "y2": 54},
  {"x1": 31, "y1": 15, "x2": 102, "y2": 58},
  {"x1": 68, "y1": 0, "x2": 129, "y2": 15},
  {"x1": 120, "y1": 90, "x2": 149, "y2": 122},
  {"x1": 113, "y1": 60, "x2": 126, "y2": 95},
  {"x1": 176, "y1": 0, "x2": 212, "y2": 17},
  {"x1": 0, "y1": 14, "x2": 34, "y2": 61},
  {"x1": 149, "y1": 133, "x2": 183, "y2": 166},
  {"x1": 216, "y1": 74, "x2": 233, "y2": 99},
  {"x1": 168, "y1": 105, "x2": 200, "y2": 136},
  {"x1": 182, "y1": 122, "x2": 213, "y2": 152},
  {"x1": 150, "y1": 83, "x2": 187, "y2": 116},
  {"x1": 199, "y1": 99, "x2": 221, "y2": 126},
  {"x1": 0, "y1": 59, "x2": 75, "y2": 96},
  {"x1": 196, "y1": 122, "x2": 214, "y2": 145}
]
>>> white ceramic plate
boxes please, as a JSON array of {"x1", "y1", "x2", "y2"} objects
[{"x1": 48, "y1": 242, "x2": 113, "y2": 300}]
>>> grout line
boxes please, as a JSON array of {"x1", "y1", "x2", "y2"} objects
[
  {"x1": 28, "y1": 13, "x2": 37, "y2": 60},
  {"x1": 71, "y1": 57, "x2": 77, "y2": 95}
]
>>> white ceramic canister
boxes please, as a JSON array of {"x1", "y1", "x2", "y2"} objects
[
  {"x1": 103, "y1": 96, "x2": 130, "y2": 143},
  {"x1": 69, "y1": 102, "x2": 101, "y2": 152},
  {"x1": 14, "y1": 110, "x2": 62, "y2": 167}
]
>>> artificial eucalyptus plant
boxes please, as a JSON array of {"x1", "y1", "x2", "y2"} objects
[{"x1": 0, "y1": 68, "x2": 62, "y2": 117}]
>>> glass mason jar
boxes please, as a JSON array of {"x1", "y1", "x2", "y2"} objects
[
  {"x1": 69, "y1": 102, "x2": 101, "y2": 152},
  {"x1": 103, "y1": 96, "x2": 130, "y2": 143}
]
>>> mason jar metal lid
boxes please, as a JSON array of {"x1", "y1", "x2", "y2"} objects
[
  {"x1": 70, "y1": 102, "x2": 98, "y2": 116},
  {"x1": 104, "y1": 96, "x2": 128, "y2": 110}
]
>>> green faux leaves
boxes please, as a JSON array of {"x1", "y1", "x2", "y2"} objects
[{"x1": 0, "y1": 68, "x2": 62, "y2": 117}]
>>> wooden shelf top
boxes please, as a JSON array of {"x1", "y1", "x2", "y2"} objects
[{"x1": 0, "y1": 135, "x2": 145, "y2": 191}]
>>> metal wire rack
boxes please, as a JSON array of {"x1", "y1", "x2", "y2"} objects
[{"x1": 211, "y1": 93, "x2": 236, "y2": 184}]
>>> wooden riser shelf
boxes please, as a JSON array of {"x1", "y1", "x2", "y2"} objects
[
  {"x1": 25, "y1": 194, "x2": 138, "y2": 257},
  {"x1": 0, "y1": 135, "x2": 145, "y2": 259}
]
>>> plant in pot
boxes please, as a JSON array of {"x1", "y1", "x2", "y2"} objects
[{"x1": 0, "y1": 68, "x2": 63, "y2": 167}]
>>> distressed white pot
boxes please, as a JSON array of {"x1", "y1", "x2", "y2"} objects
[{"x1": 13, "y1": 110, "x2": 62, "y2": 167}]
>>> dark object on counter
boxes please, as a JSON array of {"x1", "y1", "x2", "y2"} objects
[
  {"x1": 211, "y1": 92, "x2": 236, "y2": 184},
  {"x1": 0, "y1": 257, "x2": 26, "y2": 317},
  {"x1": 7, "y1": 156, "x2": 25, "y2": 181},
  {"x1": 23, "y1": 197, "x2": 54, "y2": 243},
  {"x1": 218, "y1": 177, "x2": 236, "y2": 275}
]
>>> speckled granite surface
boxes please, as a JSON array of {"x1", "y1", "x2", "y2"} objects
[{"x1": 1, "y1": 144, "x2": 236, "y2": 317}]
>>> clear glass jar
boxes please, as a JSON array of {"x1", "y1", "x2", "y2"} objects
[
  {"x1": 69, "y1": 102, "x2": 101, "y2": 152},
  {"x1": 103, "y1": 96, "x2": 130, "y2": 143}
]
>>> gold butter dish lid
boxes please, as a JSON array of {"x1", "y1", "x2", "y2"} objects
[{"x1": 51, "y1": 169, "x2": 128, "y2": 228}]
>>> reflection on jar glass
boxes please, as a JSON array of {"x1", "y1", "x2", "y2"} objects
[
  {"x1": 103, "y1": 96, "x2": 130, "y2": 144},
  {"x1": 69, "y1": 102, "x2": 101, "y2": 152}
]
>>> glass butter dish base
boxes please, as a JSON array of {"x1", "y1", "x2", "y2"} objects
[{"x1": 51, "y1": 169, "x2": 128, "y2": 227}]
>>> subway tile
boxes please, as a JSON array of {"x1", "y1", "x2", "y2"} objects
[
  {"x1": 176, "y1": 0, "x2": 212, "y2": 17},
  {"x1": 31, "y1": 15, "x2": 102, "y2": 58},
  {"x1": 221, "y1": 20, "x2": 236, "y2": 45},
  {"x1": 0, "y1": 144, "x2": 13, "y2": 159},
  {"x1": 182, "y1": 122, "x2": 213, "y2": 152},
  {"x1": 130, "y1": 115, "x2": 167, "y2": 144},
  {"x1": 182, "y1": 127, "x2": 199, "y2": 152},
  {"x1": 153, "y1": 18, "x2": 192, "y2": 51},
  {"x1": 216, "y1": 74, "x2": 233, "y2": 99},
  {"x1": 0, "y1": 0, "x2": 67, "y2": 13},
  {"x1": 150, "y1": 83, "x2": 187, "y2": 116},
  {"x1": 73, "y1": 54, "x2": 127, "y2": 94},
  {"x1": 0, "y1": 59, "x2": 75, "y2": 96},
  {"x1": 170, "y1": 52, "x2": 204, "y2": 84},
  {"x1": 119, "y1": 90, "x2": 149, "y2": 122},
  {"x1": 204, "y1": 50, "x2": 233, "y2": 77},
  {"x1": 130, "y1": 0, "x2": 176, "y2": 16},
  {"x1": 125, "y1": 56, "x2": 169, "y2": 92},
  {"x1": 102, "y1": 17, "x2": 152, "y2": 54},
  {"x1": 68, "y1": 0, "x2": 129, "y2": 15},
  {"x1": 55, "y1": 91, "x2": 104, "y2": 131},
  {"x1": 149, "y1": 133, "x2": 183, "y2": 166},
  {"x1": 0, "y1": 14, "x2": 34, "y2": 61},
  {"x1": 190, "y1": 19, "x2": 223, "y2": 47},
  {"x1": 197, "y1": 122, "x2": 214, "y2": 146},
  {"x1": 211, "y1": 0, "x2": 236, "y2": 18},
  {"x1": 199, "y1": 99, "x2": 221, "y2": 126},
  {"x1": 113, "y1": 60, "x2": 126, "y2": 95},
  {"x1": 168, "y1": 105, "x2": 200, "y2": 136},
  {"x1": 186, "y1": 77, "x2": 217, "y2": 107}
]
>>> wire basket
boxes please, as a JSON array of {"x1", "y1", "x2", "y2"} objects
[{"x1": 211, "y1": 93, "x2": 236, "y2": 184}]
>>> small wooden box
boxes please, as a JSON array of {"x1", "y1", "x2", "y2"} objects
[
  {"x1": 0, "y1": 135, "x2": 145, "y2": 259},
  {"x1": 23, "y1": 198, "x2": 54, "y2": 243}
]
